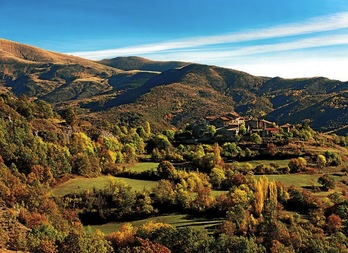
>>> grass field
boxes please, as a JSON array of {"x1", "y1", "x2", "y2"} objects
[
  {"x1": 52, "y1": 175, "x2": 158, "y2": 197},
  {"x1": 89, "y1": 214, "x2": 223, "y2": 235},
  {"x1": 53, "y1": 174, "x2": 227, "y2": 198},
  {"x1": 256, "y1": 173, "x2": 348, "y2": 199},
  {"x1": 238, "y1": 159, "x2": 291, "y2": 168},
  {"x1": 256, "y1": 173, "x2": 347, "y2": 188},
  {"x1": 255, "y1": 174, "x2": 321, "y2": 188},
  {"x1": 127, "y1": 162, "x2": 159, "y2": 172}
]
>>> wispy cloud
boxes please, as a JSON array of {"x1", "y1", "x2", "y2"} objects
[
  {"x1": 147, "y1": 33, "x2": 348, "y2": 62},
  {"x1": 66, "y1": 12, "x2": 348, "y2": 81},
  {"x1": 68, "y1": 12, "x2": 348, "y2": 60}
]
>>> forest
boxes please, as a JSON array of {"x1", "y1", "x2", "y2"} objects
[{"x1": 0, "y1": 94, "x2": 348, "y2": 253}]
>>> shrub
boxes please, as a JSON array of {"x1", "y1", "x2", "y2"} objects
[{"x1": 318, "y1": 175, "x2": 335, "y2": 191}]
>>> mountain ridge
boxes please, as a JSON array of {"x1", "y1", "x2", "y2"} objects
[
  {"x1": 1, "y1": 39, "x2": 348, "y2": 133},
  {"x1": 98, "y1": 56, "x2": 189, "y2": 72}
]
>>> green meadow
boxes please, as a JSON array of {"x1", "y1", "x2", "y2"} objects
[{"x1": 89, "y1": 214, "x2": 223, "y2": 235}]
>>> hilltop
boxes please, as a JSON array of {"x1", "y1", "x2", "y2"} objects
[
  {"x1": 98, "y1": 56, "x2": 188, "y2": 72},
  {"x1": 0, "y1": 39, "x2": 157, "y2": 103},
  {"x1": 1, "y1": 39, "x2": 348, "y2": 133}
]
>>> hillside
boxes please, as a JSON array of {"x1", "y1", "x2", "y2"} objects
[
  {"x1": 98, "y1": 56, "x2": 188, "y2": 72},
  {"x1": 1, "y1": 86, "x2": 348, "y2": 253},
  {"x1": 1, "y1": 39, "x2": 348, "y2": 133},
  {"x1": 0, "y1": 39, "x2": 157, "y2": 103}
]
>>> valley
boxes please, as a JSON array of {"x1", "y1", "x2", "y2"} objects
[
  {"x1": 1, "y1": 39, "x2": 348, "y2": 134},
  {"x1": 1, "y1": 39, "x2": 348, "y2": 252}
]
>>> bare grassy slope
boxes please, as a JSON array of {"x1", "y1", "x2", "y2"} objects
[
  {"x1": 99, "y1": 56, "x2": 189, "y2": 72},
  {"x1": 0, "y1": 39, "x2": 157, "y2": 102},
  {"x1": 2, "y1": 39, "x2": 348, "y2": 133}
]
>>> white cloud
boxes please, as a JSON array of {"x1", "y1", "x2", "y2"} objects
[
  {"x1": 68, "y1": 12, "x2": 348, "y2": 60},
  {"x1": 141, "y1": 33, "x2": 348, "y2": 61},
  {"x1": 66, "y1": 12, "x2": 348, "y2": 81}
]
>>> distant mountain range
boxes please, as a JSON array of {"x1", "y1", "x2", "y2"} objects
[{"x1": 1, "y1": 38, "x2": 348, "y2": 134}]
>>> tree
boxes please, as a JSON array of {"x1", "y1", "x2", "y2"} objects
[
  {"x1": 317, "y1": 154, "x2": 327, "y2": 173},
  {"x1": 326, "y1": 214, "x2": 342, "y2": 233},
  {"x1": 266, "y1": 143, "x2": 278, "y2": 156},
  {"x1": 210, "y1": 167, "x2": 226, "y2": 189},
  {"x1": 222, "y1": 142, "x2": 239, "y2": 157},
  {"x1": 62, "y1": 107, "x2": 77, "y2": 125},
  {"x1": 157, "y1": 160, "x2": 176, "y2": 179},
  {"x1": 105, "y1": 179, "x2": 137, "y2": 219},
  {"x1": 288, "y1": 157, "x2": 307, "y2": 173},
  {"x1": 239, "y1": 124, "x2": 247, "y2": 135},
  {"x1": 318, "y1": 174, "x2": 335, "y2": 191},
  {"x1": 132, "y1": 238, "x2": 171, "y2": 253},
  {"x1": 72, "y1": 153, "x2": 100, "y2": 176},
  {"x1": 144, "y1": 121, "x2": 151, "y2": 136},
  {"x1": 122, "y1": 144, "x2": 137, "y2": 163},
  {"x1": 213, "y1": 143, "x2": 223, "y2": 166},
  {"x1": 36, "y1": 100, "x2": 54, "y2": 119},
  {"x1": 61, "y1": 228, "x2": 113, "y2": 253},
  {"x1": 250, "y1": 133, "x2": 262, "y2": 144},
  {"x1": 152, "y1": 180, "x2": 175, "y2": 206},
  {"x1": 192, "y1": 184, "x2": 215, "y2": 211}
]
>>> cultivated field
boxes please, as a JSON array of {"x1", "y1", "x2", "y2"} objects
[{"x1": 89, "y1": 214, "x2": 223, "y2": 235}]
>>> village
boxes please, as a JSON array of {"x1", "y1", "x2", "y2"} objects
[
  {"x1": 176, "y1": 112, "x2": 294, "y2": 144},
  {"x1": 206, "y1": 112, "x2": 293, "y2": 137}
]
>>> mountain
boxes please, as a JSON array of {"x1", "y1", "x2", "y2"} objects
[
  {"x1": 1, "y1": 39, "x2": 348, "y2": 133},
  {"x1": 0, "y1": 39, "x2": 158, "y2": 103},
  {"x1": 98, "y1": 56, "x2": 188, "y2": 72}
]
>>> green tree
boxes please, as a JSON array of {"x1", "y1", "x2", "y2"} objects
[
  {"x1": 62, "y1": 107, "x2": 77, "y2": 125},
  {"x1": 61, "y1": 228, "x2": 113, "y2": 253},
  {"x1": 199, "y1": 153, "x2": 216, "y2": 173},
  {"x1": 122, "y1": 144, "x2": 137, "y2": 163},
  {"x1": 239, "y1": 124, "x2": 247, "y2": 135},
  {"x1": 151, "y1": 180, "x2": 175, "y2": 206},
  {"x1": 210, "y1": 167, "x2": 226, "y2": 189},
  {"x1": 250, "y1": 133, "x2": 262, "y2": 144},
  {"x1": 105, "y1": 179, "x2": 137, "y2": 219},
  {"x1": 36, "y1": 100, "x2": 55, "y2": 119},
  {"x1": 318, "y1": 174, "x2": 335, "y2": 191},
  {"x1": 222, "y1": 142, "x2": 239, "y2": 157},
  {"x1": 157, "y1": 160, "x2": 176, "y2": 179}
]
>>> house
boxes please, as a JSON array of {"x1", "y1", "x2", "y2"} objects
[
  {"x1": 206, "y1": 112, "x2": 244, "y2": 129},
  {"x1": 216, "y1": 124, "x2": 240, "y2": 138},
  {"x1": 259, "y1": 119, "x2": 274, "y2": 129},
  {"x1": 245, "y1": 118, "x2": 259, "y2": 133},
  {"x1": 205, "y1": 116, "x2": 216, "y2": 125},
  {"x1": 263, "y1": 127, "x2": 279, "y2": 137},
  {"x1": 280, "y1": 123, "x2": 293, "y2": 133}
]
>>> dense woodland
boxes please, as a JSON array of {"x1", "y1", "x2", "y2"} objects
[{"x1": 1, "y1": 94, "x2": 348, "y2": 253}]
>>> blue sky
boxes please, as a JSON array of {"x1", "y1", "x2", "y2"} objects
[{"x1": 2, "y1": 0, "x2": 348, "y2": 80}]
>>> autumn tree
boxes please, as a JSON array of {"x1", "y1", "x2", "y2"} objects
[
  {"x1": 210, "y1": 167, "x2": 226, "y2": 189},
  {"x1": 157, "y1": 160, "x2": 176, "y2": 179},
  {"x1": 288, "y1": 157, "x2": 307, "y2": 173},
  {"x1": 326, "y1": 214, "x2": 342, "y2": 233},
  {"x1": 266, "y1": 143, "x2": 278, "y2": 156},
  {"x1": 151, "y1": 180, "x2": 175, "y2": 207},
  {"x1": 317, "y1": 154, "x2": 327, "y2": 173},
  {"x1": 192, "y1": 184, "x2": 215, "y2": 212},
  {"x1": 253, "y1": 176, "x2": 268, "y2": 217}
]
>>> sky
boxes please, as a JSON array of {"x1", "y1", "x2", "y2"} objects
[{"x1": 2, "y1": 0, "x2": 348, "y2": 81}]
